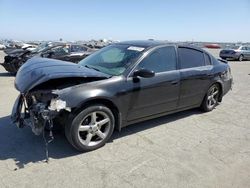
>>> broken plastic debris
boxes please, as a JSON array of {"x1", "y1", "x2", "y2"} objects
[{"x1": 48, "y1": 99, "x2": 71, "y2": 112}]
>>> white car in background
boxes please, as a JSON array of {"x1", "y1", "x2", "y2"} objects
[
  {"x1": 0, "y1": 44, "x2": 6, "y2": 50},
  {"x1": 21, "y1": 43, "x2": 37, "y2": 51}
]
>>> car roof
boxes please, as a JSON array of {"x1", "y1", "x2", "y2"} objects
[
  {"x1": 117, "y1": 40, "x2": 206, "y2": 52},
  {"x1": 117, "y1": 40, "x2": 169, "y2": 48}
]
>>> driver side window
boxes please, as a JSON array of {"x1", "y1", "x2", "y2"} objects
[{"x1": 137, "y1": 46, "x2": 176, "y2": 73}]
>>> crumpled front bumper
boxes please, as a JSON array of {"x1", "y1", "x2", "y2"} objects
[{"x1": 11, "y1": 92, "x2": 70, "y2": 134}]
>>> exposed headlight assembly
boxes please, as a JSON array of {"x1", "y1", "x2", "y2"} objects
[{"x1": 48, "y1": 98, "x2": 71, "y2": 112}]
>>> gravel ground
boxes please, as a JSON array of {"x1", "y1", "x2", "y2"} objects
[{"x1": 0, "y1": 49, "x2": 249, "y2": 188}]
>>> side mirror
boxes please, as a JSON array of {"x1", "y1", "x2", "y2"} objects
[{"x1": 133, "y1": 69, "x2": 155, "y2": 78}]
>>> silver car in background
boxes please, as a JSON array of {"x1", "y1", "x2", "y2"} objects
[{"x1": 219, "y1": 46, "x2": 250, "y2": 61}]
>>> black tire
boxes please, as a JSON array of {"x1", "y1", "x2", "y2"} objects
[
  {"x1": 238, "y1": 54, "x2": 244, "y2": 62},
  {"x1": 65, "y1": 105, "x2": 115, "y2": 152},
  {"x1": 201, "y1": 84, "x2": 221, "y2": 112}
]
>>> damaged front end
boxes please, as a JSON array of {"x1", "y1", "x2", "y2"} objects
[
  {"x1": 12, "y1": 57, "x2": 109, "y2": 133},
  {"x1": 11, "y1": 57, "x2": 109, "y2": 160},
  {"x1": 11, "y1": 90, "x2": 71, "y2": 135},
  {"x1": 1, "y1": 51, "x2": 31, "y2": 73}
]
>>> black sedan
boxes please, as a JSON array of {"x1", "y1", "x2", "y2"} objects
[
  {"x1": 0, "y1": 43, "x2": 96, "y2": 73},
  {"x1": 11, "y1": 40, "x2": 233, "y2": 152}
]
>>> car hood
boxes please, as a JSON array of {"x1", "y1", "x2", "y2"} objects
[{"x1": 15, "y1": 57, "x2": 110, "y2": 93}]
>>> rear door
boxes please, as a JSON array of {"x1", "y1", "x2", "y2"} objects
[
  {"x1": 177, "y1": 47, "x2": 213, "y2": 108},
  {"x1": 127, "y1": 46, "x2": 180, "y2": 121}
]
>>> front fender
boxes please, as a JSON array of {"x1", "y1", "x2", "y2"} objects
[{"x1": 53, "y1": 87, "x2": 119, "y2": 110}]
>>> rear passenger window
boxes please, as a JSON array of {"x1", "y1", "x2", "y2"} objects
[
  {"x1": 204, "y1": 53, "x2": 211, "y2": 65},
  {"x1": 178, "y1": 48, "x2": 205, "y2": 69},
  {"x1": 138, "y1": 46, "x2": 176, "y2": 73}
]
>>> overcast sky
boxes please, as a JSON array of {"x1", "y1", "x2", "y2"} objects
[{"x1": 0, "y1": 0, "x2": 249, "y2": 42}]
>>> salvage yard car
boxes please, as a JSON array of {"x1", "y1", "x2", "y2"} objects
[
  {"x1": 1, "y1": 43, "x2": 96, "y2": 73},
  {"x1": 0, "y1": 44, "x2": 6, "y2": 50},
  {"x1": 11, "y1": 40, "x2": 233, "y2": 152},
  {"x1": 219, "y1": 45, "x2": 250, "y2": 61}
]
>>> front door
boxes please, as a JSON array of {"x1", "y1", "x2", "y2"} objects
[{"x1": 126, "y1": 46, "x2": 180, "y2": 121}]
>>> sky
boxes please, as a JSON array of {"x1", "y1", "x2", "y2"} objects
[{"x1": 0, "y1": 0, "x2": 249, "y2": 42}]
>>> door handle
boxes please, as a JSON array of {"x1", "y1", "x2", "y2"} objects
[{"x1": 171, "y1": 80, "x2": 179, "y2": 85}]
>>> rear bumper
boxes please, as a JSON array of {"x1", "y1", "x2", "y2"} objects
[{"x1": 223, "y1": 77, "x2": 233, "y2": 96}]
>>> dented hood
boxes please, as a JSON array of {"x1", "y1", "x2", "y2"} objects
[{"x1": 15, "y1": 58, "x2": 109, "y2": 93}]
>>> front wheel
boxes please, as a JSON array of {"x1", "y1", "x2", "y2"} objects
[
  {"x1": 201, "y1": 84, "x2": 220, "y2": 112},
  {"x1": 238, "y1": 54, "x2": 244, "y2": 62},
  {"x1": 65, "y1": 105, "x2": 115, "y2": 152}
]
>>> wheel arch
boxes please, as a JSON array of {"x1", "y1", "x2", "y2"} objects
[
  {"x1": 238, "y1": 54, "x2": 244, "y2": 60},
  {"x1": 210, "y1": 81, "x2": 223, "y2": 102},
  {"x1": 201, "y1": 80, "x2": 223, "y2": 105},
  {"x1": 72, "y1": 98, "x2": 122, "y2": 132}
]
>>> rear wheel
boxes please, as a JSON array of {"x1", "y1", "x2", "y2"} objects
[
  {"x1": 65, "y1": 105, "x2": 115, "y2": 152},
  {"x1": 238, "y1": 54, "x2": 244, "y2": 62},
  {"x1": 201, "y1": 84, "x2": 220, "y2": 112}
]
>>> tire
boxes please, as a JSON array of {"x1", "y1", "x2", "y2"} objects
[
  {"x1": 65, "y1": 104, "x2": 115, "y2": 152},
  {"x1": 201, "y1": 84, "x2": 221, "y2": 112},
  {"x1": 238, "y1": 54, "x2": 244, "y2": 62}
]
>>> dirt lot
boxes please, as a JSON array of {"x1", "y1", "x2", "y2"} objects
[{"x1": 0, "y1": 49, "x2": 249, "y2": 188}]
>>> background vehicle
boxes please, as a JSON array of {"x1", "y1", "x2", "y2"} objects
[
  {"x1": 219, "y1": 45, "x2": 250, "y2": 61},
  {"x1": 0, "y1": 43, "x2": 97, "y2": 73},
  {"x1": 0, "y1": 44, "x2": 6, "y2": 50},
  {"x1": 11, "y1": 41, "x2": 233, "y2": 152}
]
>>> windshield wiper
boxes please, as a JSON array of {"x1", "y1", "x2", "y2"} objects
[{"x1": 84, "y1": 65, "x2": 101, "y2": 72}]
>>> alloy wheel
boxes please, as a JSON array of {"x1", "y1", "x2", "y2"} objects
[
  {"x1": 77, "y1": 111, "x2": 111, "y2": 147},
  {"x1": 239, "y1": 55, "x2": 243, "y2": 62},
  {"x1": 207, "y1": 86, "x2": 219, "y2": 109}
]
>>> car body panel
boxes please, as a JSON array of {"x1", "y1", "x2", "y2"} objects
[
  {"x1": 178, "y1": 65, "x2": 214, "y2": 108},
  {"x1": 126, "y1": 70, "x2": 180, "y2": 121}
]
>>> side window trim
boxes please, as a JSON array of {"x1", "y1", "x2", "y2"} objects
[{"x1": 204, "y1": 52, "x2": 212, "y2": 65}]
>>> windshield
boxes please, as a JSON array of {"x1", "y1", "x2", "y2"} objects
[{"x1": 78, "y1": 44, "x2": 145, "y2": 76}]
